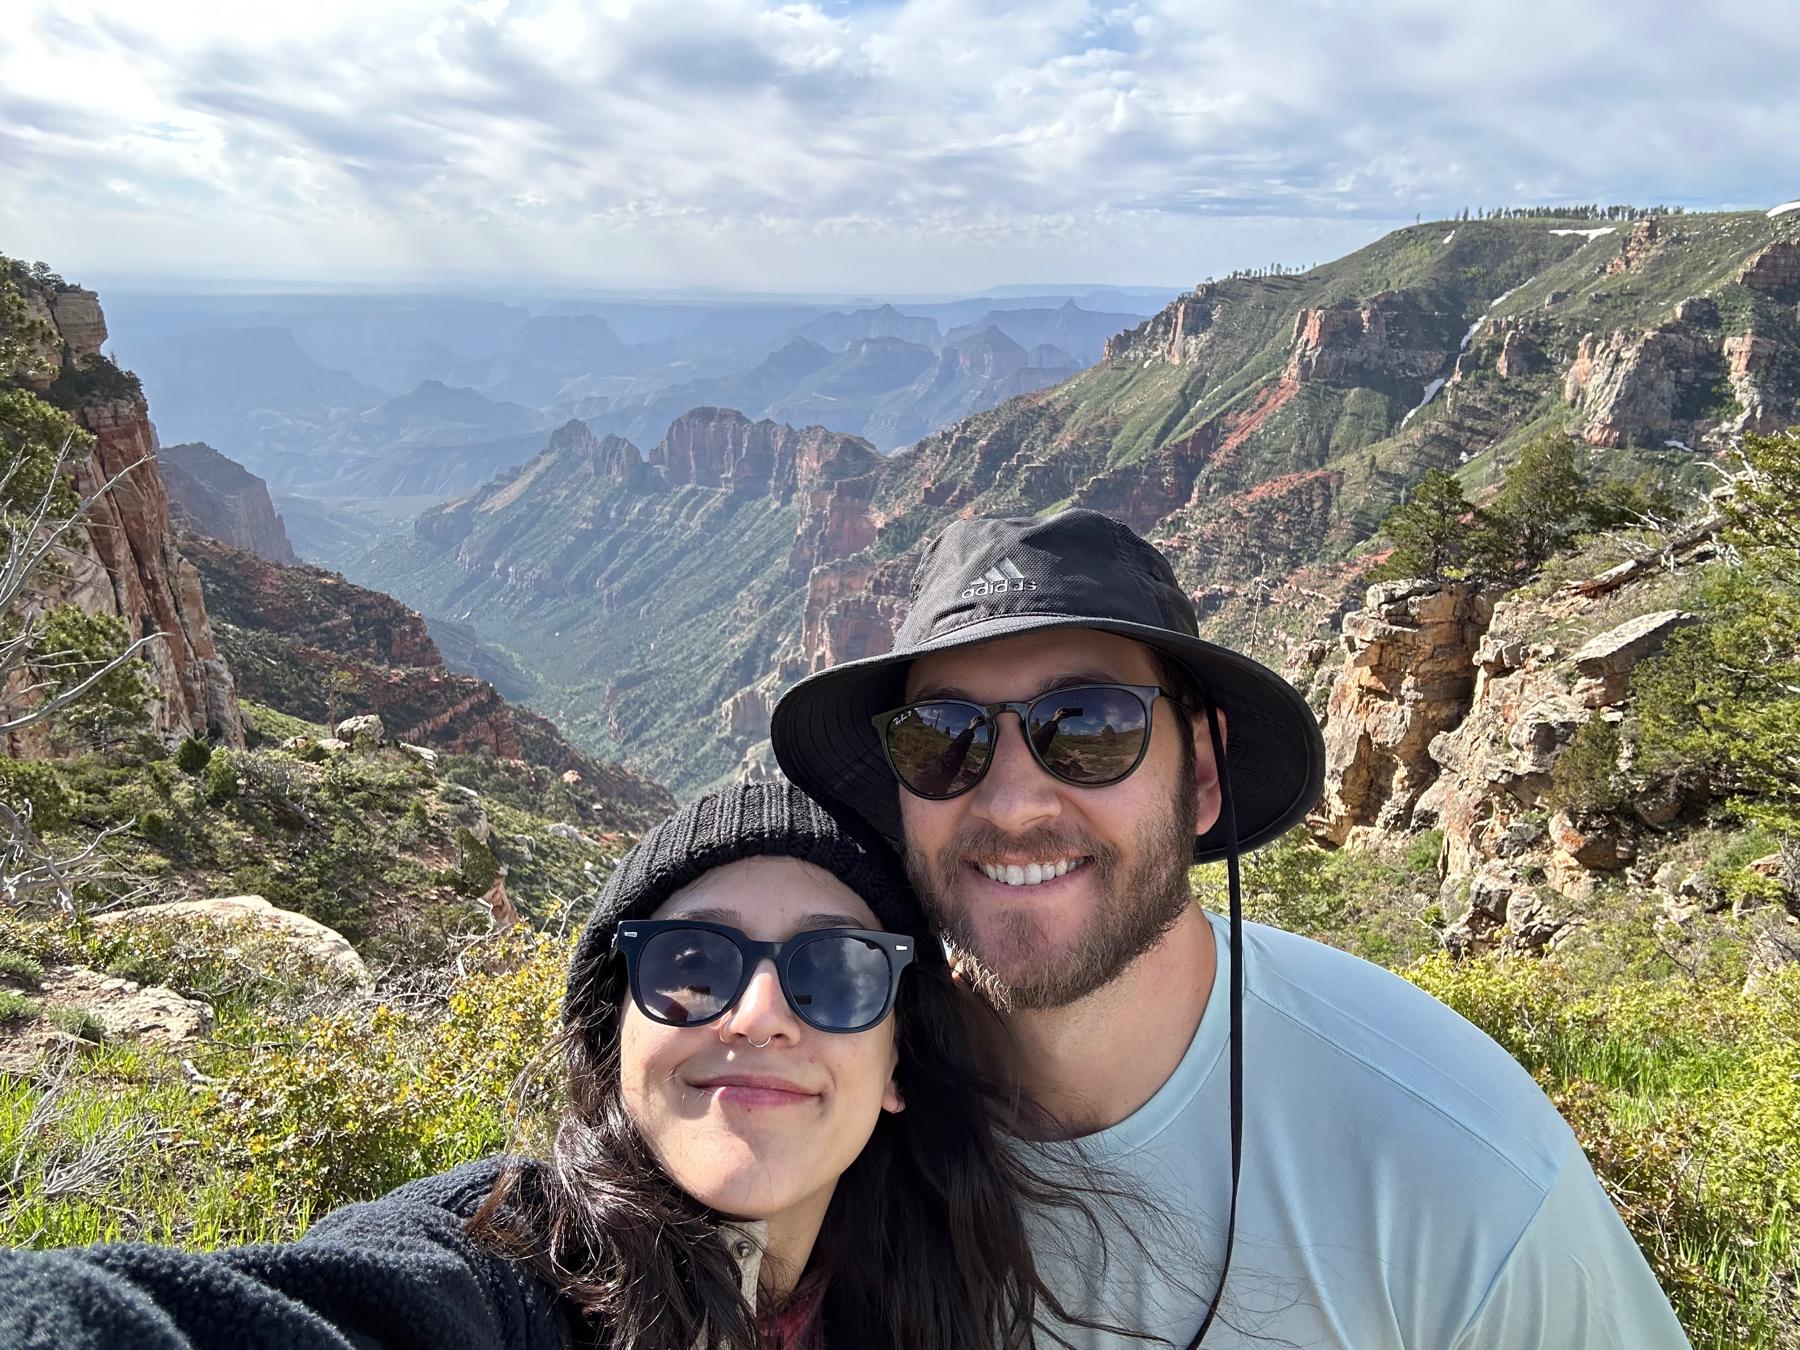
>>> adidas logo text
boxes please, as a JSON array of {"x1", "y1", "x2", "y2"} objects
[{"x1": 962, "y1": 556, "x2": 1037, "y2": 599}]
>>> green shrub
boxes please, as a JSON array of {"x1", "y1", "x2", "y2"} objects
[
  {"x1": 49, "y1": 1006, "x2": 103, "y2": 1042},
  {"x1": 174, "y1": 737, "x2": 213, "y2": 775},
  {"x1": 1404, "y1": 828, "x2": 1445, "y2": 878},
  {"x1": 0, "y1": 950, "x2": 45, "y2": 986},
  {"x1": 1547, "y1": 717, "x2": 1628, "y2": 814},
  {"x1": 203, "y1": 753, "x2": 239, "y2": 805},
  {"x1": 0, "y1": 758, "x2": 70, "y2": 830},
  {"x1": 1409, "y1": 954, "x2": 1800, "y2": 1347},
  {"x1": 0, "y1": 988, "x2": 40, "y2": 1024},
  {"x1": 455, "y1": 828, "x2": 501, "y2": 896}
]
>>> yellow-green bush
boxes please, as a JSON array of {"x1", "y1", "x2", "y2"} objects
[
  {"x1": 1, "y1": 928, "x2": 570, "y2": 1250},
  {"x1": 1409, "y1": 953, "x2": 1799, "y2": 1348}
]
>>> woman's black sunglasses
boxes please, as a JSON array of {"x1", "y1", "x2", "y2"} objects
[
  {"x1": 870, "y1": 682, "x2": 1185, "y2": 800},
  {"x1": 613, "y1": 919, "x2": 916, "y2": 1034}
]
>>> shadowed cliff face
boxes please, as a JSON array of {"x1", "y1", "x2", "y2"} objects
[
  {"x1": 350, "y1": 212, "x2": 1800, "y2": 794},
  {"x1": 159, "y1": 441, "x2": 298, "y2": 565},
  {"x1": 7, "y1": 274, "x2": 245, "y2": 749}
]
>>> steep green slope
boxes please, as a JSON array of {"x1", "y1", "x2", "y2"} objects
[{"x1": 358, "y1": 412, "x2": 882, "y2": 789}]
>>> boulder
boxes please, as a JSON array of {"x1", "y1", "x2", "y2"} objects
[
  {"x1": 94, "y1": 894, "x2": 372, "y2": 990},
  {"x1": 0, "y1": 965, "x2": 214, "y2": 1074},
  {"x1": 1550, "y1": 810, "x2": 1634, "y2": 871},
  {"x1": 1570, "y1": 610, "x2": 1696, "y2": 707},
  {"x1": 1744, "y1": 920, "x2": 1800, "y2": 996},
  {"x1": 1504, "y1": 887, "x2": 1567, "y2": 952},
  {"x1": 335, "y1": 714, "x2": 385, "y2": 745},
  {"x1": 547, "y1": 822, "x2": 597, "y2": 846},
  {"x1": 399, "y1": 741, "x2": 439, "y2": 769}
]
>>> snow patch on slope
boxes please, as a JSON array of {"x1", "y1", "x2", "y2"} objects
[
  {"x1": 1769, "y1": 200, "x2": 1800, "y2": 219},
  {"x1": 1401, "y1": 378, "x2": 1447, "y2": 428},
  {"x1": 1550, "y1": 227, "x2": 1616, "y2": 240}
]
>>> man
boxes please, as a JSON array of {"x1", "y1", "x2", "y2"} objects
[{"x1": 771, "y1": 509, "x2": 1687, "y2": 1348}]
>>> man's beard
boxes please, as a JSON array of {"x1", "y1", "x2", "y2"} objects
[{"x1": 903, "y1": 772, "x2": 1199, "y2": 1013}]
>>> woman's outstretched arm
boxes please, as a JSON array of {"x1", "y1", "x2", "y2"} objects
[{"x1": 0, "y1": 1160, "x2": 568, "y2": 1350}]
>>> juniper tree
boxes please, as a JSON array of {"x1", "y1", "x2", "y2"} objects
[
  {"x1": 1479, "y1": 431, "x2": 1593, "y2": 573},
  {"x1": 1369, "y1": 468, "x2": 1479, "y2": 583}
]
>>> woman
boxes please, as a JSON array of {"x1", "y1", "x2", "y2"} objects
[{"x1": 0, "y1": 782, "x2": 1133, "y2": 1350}]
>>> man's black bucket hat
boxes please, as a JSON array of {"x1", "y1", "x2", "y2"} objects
[{"x1": 770, "y1": 509, "x2": 1326, "y2": 864}]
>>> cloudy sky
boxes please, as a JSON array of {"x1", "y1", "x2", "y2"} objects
[{"x1": 3, "y1": 0, "x2": 1798, "y2": 294}]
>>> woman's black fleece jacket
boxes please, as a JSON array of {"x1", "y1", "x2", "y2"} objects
[{"x1": 0, "y1": 1158, "x2": 569, "y2": 1350}]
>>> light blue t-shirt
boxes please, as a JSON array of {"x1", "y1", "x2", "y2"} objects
[{"x1": 1028, "y1": 912, "x2": 1691, "y2": 1348}]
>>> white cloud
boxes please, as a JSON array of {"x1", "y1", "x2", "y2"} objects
[{"x1": 2, "y1": 0, "x2": 1797, "y2": 290}]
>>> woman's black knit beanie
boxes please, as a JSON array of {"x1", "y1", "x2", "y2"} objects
[{"x1": 564, "y1": 780, "x2": 926, "y2": 1029}]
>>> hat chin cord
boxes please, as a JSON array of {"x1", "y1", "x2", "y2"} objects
[{"x1": 1185, "y1": 696, "x2": 1243, "y2": 1349}]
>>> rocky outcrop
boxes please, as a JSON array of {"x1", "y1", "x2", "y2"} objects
[
  {"x1": 1570, "y1": 610, "x2": 1696, "y2": 707},
  {"x1": 1738, "y1": 240, "x2": 1800, "y2": 297},
  {"x1": 1313, "y1": 582, "x2": 1495, "y2": 845},
  {"x1": 0, "y1": 966, "x2": 214, "y2": 1074},
  {"x1": 158, "y1": 442, "x2": 298, "y2": 564},
  {"x1": 1285, "y1": 292, "x2": 1463, "y2": 399},
  {"x1": 1496, "y1": 328, "x2": 1549, "y2": 378},
  {"x1": 651, "y1": 408, "x2": 882, "y2": 503},
  {"x1": 3, "y1": 276, "x2": 244, "y2": 750},
  {"x1": 789, "y1": 471, "x2": 879, "y2": 580},
  {"x1": 95, "y1": 894, "x2": 374, "y2": 990},
  {"x1": 185, "y1": 532, "x2": 672, "y2": 828},
  {"x1": 1604, "y1": 217, "x2": 1661, "y2": 275},
  {"x1": 1723, "y1": 330, "x2": 1800, "y2": 435},
  {"x1": 73, "y1": 401, "x2": 243, "y2": 746},
  {"x1": 1563, "y1": 321, "x2": 1726, "y2": 447},
  {"x1": 798, "y1": 553, "x2": 915, "y2": 673},
  {"x1": 720, "y1": 680, "x2": 773, "y2": 746},
  {"x1": 1104, "y1": 287, "x2": 1230, "y2": 365},
  {"x1": 183, "y1": 533, "x2": 441, "y2": 668},
  {"x1": 48, "y1": 288, "x2": 108, "y2": 360}
]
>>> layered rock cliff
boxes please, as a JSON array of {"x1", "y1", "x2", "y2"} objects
[
  {"x1": 1311, "y1": 529, "x2": 1721, "y2": 954},
  {"x1": 5, "y1": 271, "x2": 244, "y2": 749}
]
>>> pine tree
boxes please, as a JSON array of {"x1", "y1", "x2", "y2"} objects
[
  {"x1": 1479, "y1": 431, "x2": 1593, "y2": 572},
  {"x1": 1369, "y1": 468, "x2": 1478, "y2": 582}
]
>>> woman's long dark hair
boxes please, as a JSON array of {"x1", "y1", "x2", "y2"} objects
[{"x1": 468, "y1": 937, "x2": 1149, "y2": 1350}]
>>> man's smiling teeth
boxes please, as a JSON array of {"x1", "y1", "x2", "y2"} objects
[{"x1": 979, "y1": 858, "x2": 1083, "y2": 886}]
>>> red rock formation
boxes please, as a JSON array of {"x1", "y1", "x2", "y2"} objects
[
  {"x1": 1563, "y1": 323, "x2": 1721, "y2": 447},
  {"x1": 70, "y1": 398, "x2": 244, "y2": 747},
  {"x1": 1071, "y1": 421, "x2": 1220, "y2": 534},
  {"x1": 5, "y1": 278, "x2": 244, "y2": 748},
  {"x1": 1103, "y1": 287, "x2": 1219, "y2": 364},
  {"x1": 1604, "y1": 217, "x2": 1660, "y2": 275},
  {"x1": 799, "y1": 554, "x2": 914, "y2": 672},
  {"x1": 183, "y1": 533, "x2": 440, "y2": 667},
  {"x1": 1284, "y1": 292, "x2": 1457, "y2": 392},
  {"x1": 651, "y1": 408, "x2": 881, "y2": 503},
  {"x1": 789, "y1": 472, "x2": 879, "y2": 580},
  {"x1": 159, "y1": 442, "x2": 297, "y2": 564},
  {"x1": 1496, "y1": 329, "x2": 1548, "y2": 378},
  {"x1": 182, "y1": 532, "x2": 671, "y2": 825},
  {"x1": 1738, "y1": 240, "x2": 1800, "y2": 295}
]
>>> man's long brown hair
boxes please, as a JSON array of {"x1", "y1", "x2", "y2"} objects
[{"x1": 468, "y1": 945, "x2": 1150, "y2": 1350}]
